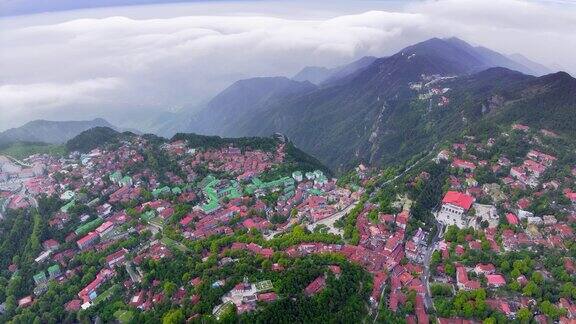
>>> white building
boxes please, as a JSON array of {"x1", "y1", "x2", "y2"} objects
[{"x1": 436, "y1": 191, "x2": 475, "y2": 229}]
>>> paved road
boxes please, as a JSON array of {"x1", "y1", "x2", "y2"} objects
[{"x1": 422, "y1": 221, "x2": 443, "y2": 310}]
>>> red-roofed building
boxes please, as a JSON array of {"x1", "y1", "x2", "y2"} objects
[
  {"x1": 564, "y1": 190, "x2": 576, "y2": 203},
  {"x1": 106, "y1": 249, "x2": 127, "y2": 268},
  {"x1": 95, "y1": 221, "x2": 114, "y2": 237},
  {"x1": 486, "y1": 274, "x2": 506, "y2": 287},
  {"x1": 442, "y1": 191, "x2": 474, "y2": 210},
  {"x1": 517, "y1": 198, "x2": 532, "y2": 210},
  {"x1": 370, "y1": 272, "x2": 387, "y2": 305},
  {"x1": 438, "y1": 192, "x2": 474, "y2": 228},
  {"x1": 304, "y1": 276, "x2": 326, "y2": 296},
  {"x1": 564, "y1": 258, "x2": 576, "y2": 274},
  {"x1": 191, "y1": 277, "x2": 202, "y2": 287},
  {"x1": 506, "y1": 213, "x2": 519, "y2": 225},
  {"x1": 18, "y1": 296, "x2": 33, "y2": 308},
  {"x1": 243, "y1": 217, "x2": 271, "y2": 231},
  {"x1": 474, "y1": 263, "x2": 495, "y2": 275},
  {"x1": 65, "y1": 299, "x2": 82, "y2": 312},
  {"x1": 452, "y1": 159, "x2": 476, "y2": 171},
  {"x1": 42, "y1": 239, "x2": 60, "y2": 251},
  {"x1": 78, "y1": 268, "x2": 114, "y2": 303},
  {"x1": 523, "y1": 159, "x2": 546, "y2": 177},
  {"x1": 512, "y1": 124, "x2": 530, "y2": 131},
  {"x1": 77, "y1": 231, "x2": 99, "y2": 250},
  {"x1": 328, "y1": 265, "x2": 341, "y2": 277},
  {"x1": 456, "y1": 267, "x2": 480, "y2": 291},
  {"x1": 257, "y1": 292, "x2": 277, "y2": 303},
  {"x1": 527, "y1": 150, "x2": 557, "y2": 166},
  {"x1": 179, "y1": 214, "x2": 194, "y2": 227}
]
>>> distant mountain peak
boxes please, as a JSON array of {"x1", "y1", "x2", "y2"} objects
[
  {"x1": 536, "y1": 70, "x2": 576, "y2": 87},
  {"x1": 292, "y1": 56, "x2": 378, "y2": 86},
  {"x1": 0, "y1": 118, "x2": 117, "y2": 146}
]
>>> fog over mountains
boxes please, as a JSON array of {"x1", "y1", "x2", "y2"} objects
[
  {"x1": 2, "y1": 0, "x2": 576, "y2": 133},
  {"x1": 10, "y1": 36, "x2": 574, "y2": 174}
]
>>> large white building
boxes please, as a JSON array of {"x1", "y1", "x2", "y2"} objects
[{"x1": 436, "y1": 191, "x2": 475, "y2": 228}]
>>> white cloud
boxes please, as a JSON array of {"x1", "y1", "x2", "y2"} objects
[
  {"x1": 0, "y1": 0, "x2": 574, "y2": 132},
  {"x1": 0, "y1": 78, "x2": 122, "y2": 108},
  {"x1": 0, "y1": 78, "x2": 123, "y2": 126}
]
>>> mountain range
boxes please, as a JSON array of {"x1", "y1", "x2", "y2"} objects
[
  {"x1": 177, "y1": 37, "x2": 572, "y2": 172},
  {"x1": 0, "y1": 118, "x2": 116, "y2": 148},
  {"x1": 7, "y1": 37, "x2": 572, "y2": 174}
]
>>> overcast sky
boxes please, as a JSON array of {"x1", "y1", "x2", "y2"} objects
[{"x1": 0, "y1": 0, "x2": 575, "y2": 132}]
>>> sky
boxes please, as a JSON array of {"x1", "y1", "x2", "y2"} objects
[{"x1": 0, "y1": 0, "x2": 575, "y2": 132}]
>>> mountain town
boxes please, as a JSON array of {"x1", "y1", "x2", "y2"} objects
[
  {"x1": 0, "y1": 111, "x2": 575, "y2": 324},
  {"x1": 1, "y1": 1, "x2": 576, "y2": 323}
]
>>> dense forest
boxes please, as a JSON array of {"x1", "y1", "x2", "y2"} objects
[{"x1": 66, "y1": 127, "x2": 135, "y2": 153}]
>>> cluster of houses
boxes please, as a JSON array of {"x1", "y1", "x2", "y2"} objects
[
  {"x1": 6, "y1": 135, "x2": 368, "y2": 317},
  {"x1": 8, "y1": 121, "x2": 576, "y2": 322},
  {"x1": 428, "y1": 124, "x2": 576, "y2": 322},
  {"x1": 0, "y1": 154, "x2": 50, "y2": 211},
  {"x1": 213, "y1": 279, "x2": 276, "y2": 318},
  {"x1": 409, "y1": 73, "x2": 455, "y2": 108},
  {"x1": 282, "y1": 201, "x2": 432, "y2": 324}
]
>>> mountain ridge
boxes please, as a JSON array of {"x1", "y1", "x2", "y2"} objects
[
  {"x1": 183, "y1": 37, "x2": 574, "y2": 172},
  {"x1": 0, "y1": 118, "x2": 117, "y2": 147},
  {"x1": 293, "y1": 56, "x2": 378, "y2": 86}
]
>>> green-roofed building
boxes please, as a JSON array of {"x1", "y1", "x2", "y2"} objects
[
  {"x1": 305, "y1": 171, "x2": 315, "y2": 180},
  {"x1": 217, "y1": 180, "x2": 241, "y2": 199},
  {"x1": 110, "y1": 171, "x2": 122, "y2": 184},
  {"x1": 152, "y1": 186, "x2": 171, "y2": 197},
  {"x1": 245, "y1": 184, "x2": 257, "y2": 195},
  {"x1": 60, "y1": 200, "x2": 76, "y2": 213},
  {"x1": 199, "y1": 175, "x2": 218, "y2": 189},
  {"x1": 75, "y1": 218, "x2": 104, "y2": 236},
  {"x1": 33, "y1": 271, "x2": 47, "y2": 285},
  {"x1": 202, "y1": 200, "x2": 220, "y2": 214},
  {"x1": 119, "y1": 176, "x2": 133, "y2": 187},
  {"x1": 172, "y1": 187, "x2": 182, "y2": 195},
  {"x1": 309, "y1": 188, "x2": 324, "y2": 196},
  {"x1": 200, "y1": 176, "x2": 222, "y2": 213},
  {"x1": 87, "y1": 198, "x2": 100, "y2": 207},
  {"x1": 314, "y1": 170, "x2": 328, "y2": 185},
  {"x1": 245, "y1": 176, "x2": 295, "y2": 194},
  {"x1": 60, "y1": 190, "x2": 75, "y2": 201},
  {"x1": 292, "y1": 171, "x2": 303, "y2": 182},
  {"x1": 141, "y1": 210, "x2": 155, "y2": 222},
  {"x1": 47, "y1": 264, "x2": 61, "y2": 279}
]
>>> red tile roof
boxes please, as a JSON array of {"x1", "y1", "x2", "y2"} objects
[
  {"x1": 257, "y1": 292, "x2": 277, "y2": 302},
  {"x1": 486, "y1": 274, "x2": 506, "y2": 286},
  {"x1": 304, "y1": 276, "x2": 326, "y2": 296},
  {"x1": 506, "y1": 213, "x2": 519, "y2": 225},
  {"x1": 442, "y1": 191, "x2": 474, "y2": 210}
]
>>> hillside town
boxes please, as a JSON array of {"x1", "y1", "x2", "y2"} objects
[{"x1": 0, "y1": 122, "x2": 575, "y2": 324}]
